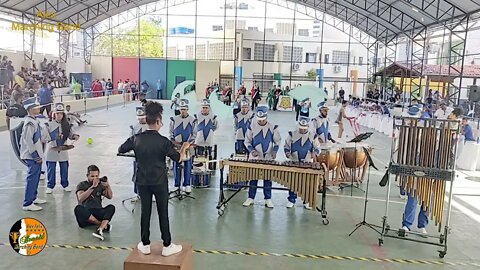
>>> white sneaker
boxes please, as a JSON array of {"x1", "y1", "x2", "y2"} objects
[
  {"x1": 286, "y1": 201, "x2": 294, "y2": 208},
  {"x1": 171, "y1": 186, "x2": 180, "y2": 192},
  {"x1": 399, "y1": 194, "x2": 406, "y2": 200},
  {"x1": 243, "y1": 198, "x2": 254, "y2": 207},
  {"x1": 185, "y1": 186, "x2": 192, "y2": 194},
  {"x1": 402, "y1": 226, "x2": 410, "y2": 233},
  {"x1": 39, "y1": 174, "x2": 46, "y2": 180},
  {"x1": 92, "y1": 229, "x2": 104, "y2": 241},
  {"x1": 23, "y1": 204, "x2": 43, "y2": 211},
  {"x1": 137, "y1": 242, "x2": 151, "y2": 255},
  {"x1": 45, "y1": 188, "x2": 53, "y2": 194},
  {"x1": 180, "y1": 186, "x2": 186, "y2": 192},
  {"x1": 162, "y1": 243, "x2": 182, "y2": 257},
  {"x1": 33, "y1": 198, "x2": 47, "y2": 204},
  {"x1": 418, "y1": 227, "x2": 428, "y2": 237},
  {"x1": 265, "y1": 199, "x2": 274, "y2": 208},
  {"x1": 130, "y1": 195, "x2": 140, "y2": 203},
  {"x1": 64, "y1": 186, "x2": 72, "y2": 192},
  {"x1": 303, "y1": 203, "x2": 313, "y2": 210}
]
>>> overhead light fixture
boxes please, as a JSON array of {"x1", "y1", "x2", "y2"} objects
[{"x1": 412, "y1": 7, "x2": 419, "y2": 12}]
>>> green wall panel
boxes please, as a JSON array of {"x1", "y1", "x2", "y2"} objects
[{"x1": 166, "y1": 60, "x2": 195, "y2": 99}]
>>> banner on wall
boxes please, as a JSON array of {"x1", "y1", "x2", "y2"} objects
[
  {"x1": 276, "y1": 95, "x2": 293, "y2": 111},
  {"x1": 70, "y1": 72, "x2": 92, "y2": 93}
]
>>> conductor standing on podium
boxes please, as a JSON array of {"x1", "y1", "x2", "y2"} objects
[{"x1": 118, "y1": 101, "x2": 190, "y2": 256}]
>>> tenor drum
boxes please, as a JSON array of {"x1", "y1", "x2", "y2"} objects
[
  {"x1": 192, "y1": 169, "x2": 212, "y2": 188},
  {"x1": 342, "y1": 143, "x2": 368, "y2": 168},
  {"x1": 317, "y1": 146, "x2": 340, "y2": 170}
]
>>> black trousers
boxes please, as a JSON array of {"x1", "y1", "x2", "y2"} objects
[
  {"x1": 74, "y1": 205, "x2": 115, "y2": 228},
  {"x1": 40, "y1": 104, "x2": 52, "y2": 119},
  {"x1": 137, "y1": 184, "x2": 171, "y2": 247},
  {"x1": 295, "y1": 105, "x2": 301, "y2": 121}
]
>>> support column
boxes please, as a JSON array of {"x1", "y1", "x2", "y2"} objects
[
  {"x1": 22, "y1": 14, "x2": 36, "y2": 61},
  {"x1": 83, "y1": 27, "x2": 95, "y2": 65},
  {"x1": 59, "y1": 30, "x2": 70, "y2": 63},
  {"x1": 446, "y1": 16, "x2": 470, "y2": 105}
]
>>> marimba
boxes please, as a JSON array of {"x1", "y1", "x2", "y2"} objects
[{"x1": 217, "y1": 159, "x2": 329, "y2": 225}]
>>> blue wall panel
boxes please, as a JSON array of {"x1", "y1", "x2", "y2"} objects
[{"x1": 139, "y1": 58, "x2": 167, "y2": 100}]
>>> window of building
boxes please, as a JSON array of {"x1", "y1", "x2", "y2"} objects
[
  {"x1": 243, "y1": 47, "x2": 252, "y2": 60},
  {"x1": 359, "y1": 56, "x2": 363, "y2": 66},
  {"x1": 254, "y1": 43, "x2": 275, "y2": 61},
  {"x1": 324, "y1": 53, "x2": 329, "y2": 64},
  {"x1": 167, "y1": 47, "x2": 178, "y2": 59},
  {"x1": 225, "y1": 41, "x2": 235, "y2": 60},
  {"x1": 298, "y1": 29, "x2": 309, "y2": 37},
  {"x1": 306, "y1": 53, "x2": 317, "y2": 63},
  {"x1": 196, "y1": 44, "x2": 206, "y2": 60},
  {"x1": 284, "y1": 46, "x2": 303, "y2": 62},
  {"x1": 208, "y1": 42, "x2": 224, "y2": 60},
  {"x1": 186, "y1": 45, "x2": 194, "y2": 59},
  {"x1": 332, "y1": 50, "x2": 350, "y2": 66}
]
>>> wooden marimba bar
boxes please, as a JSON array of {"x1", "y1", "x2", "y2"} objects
[{"x1": 217, "y1": 159, "x2": 329, "y2": 225}]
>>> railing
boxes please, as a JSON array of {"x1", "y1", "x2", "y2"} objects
[{"x1": 0, "y1": 87, "x2": 140, "y2": 111}]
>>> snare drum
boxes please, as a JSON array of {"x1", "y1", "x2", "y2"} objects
[
  {"x1": 192, "y1": 169, "x2": 212, "y2": 188},
  {"x1": 342, "y1": 143, "x2": 368, "y2": 168},
  {"x1": 317, "y1": 145, "x2": 340, "y2": 170}
]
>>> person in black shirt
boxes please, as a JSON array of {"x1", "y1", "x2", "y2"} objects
[
  {"x1": 6, "y1": 91, "x2": 27, "y2": 129},
  {"x1": 118, "y1": 101, "x2": 190, "y2": 257},
  {"x1": 74, "y1": 165, "x2": 115, "y2": 241}
]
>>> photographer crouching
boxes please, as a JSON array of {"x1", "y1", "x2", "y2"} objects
[{"x1": 74, "y1": 165, "x2": 115, "y2": 241}]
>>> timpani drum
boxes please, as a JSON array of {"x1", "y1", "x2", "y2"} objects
[
  {"x1": 342, "y1": 143, "x2": 368, "y2": 168},
  {"x1": 317, "y1": 145, "x2": 340, "y2": 170}
]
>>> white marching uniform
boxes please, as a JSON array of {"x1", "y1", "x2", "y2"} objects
[
  {"x1": 194, "y1": 113, "x2": 218, "y2": 147},
  {"x1": 234, "y1": 111, "x2": 254, "y2": 141},
  {"x1": 244, "y1": 121, "x2": 281, "y2": 160},
  {"x1": 310, "y1": 115, "x2": 332, "y2": 143}
]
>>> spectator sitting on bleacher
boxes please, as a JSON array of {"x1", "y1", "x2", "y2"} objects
[
  {"x1": 40, "y1": 58, "x2": 47, "y2": 71},
  {"x1": 32, "y1": 60, "x2": 38, "y2": 72}
]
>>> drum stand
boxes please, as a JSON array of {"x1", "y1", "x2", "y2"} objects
[
  {"x1": 169, "y1": 163, "x2": 195, "y2": 201},
  {"x1": 117, "y1": 153, "x2": 139, "y2": 213},
  {"x1": 349, "y1": 149, "x2": 381, "y2": 236}
]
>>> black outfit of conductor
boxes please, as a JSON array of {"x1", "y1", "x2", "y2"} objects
[
  {"x1": 74, "y1": 181, "x2": 115, "y2": 228},
  {"x1": 118, "y1": 130, "x2": 181, "y2": 247}
]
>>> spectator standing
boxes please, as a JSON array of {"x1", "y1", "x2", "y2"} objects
[
  {"x1": 106, "y1": 79, "x2": 113, "y2": 95},
  {"x1": 156, "y1": 80, "x2": 163, "y2": 99},
  {"x1": 38, "y1": 82, "x2": 53, "y2": 118}
]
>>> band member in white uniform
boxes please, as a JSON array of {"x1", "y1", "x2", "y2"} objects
[
  {"x1": 129, "y1": 106, "x2": 148, "y2": 202},
  {"x1": 20, "y1": 97, "x2": 50, "y2": 211},
  {"x1": 169, "y1": 99, "x2": 197, "y2": 193},
  {"x1": 234, "y1": 99, "x2": 254, "y2": 154},
  {"x1": 284, "y1": 116, "x2": 321, "y2": 209},
  {"x1": 311, "y1": 102, "x2": 336, "y2": 143},
  {"x1": 242, "y1": 106, "x2": 281, "y2": 208},
  {"x1": 44, "y1": 103, "x2": 80, "y2": 194},
  {"x1": 194, "y1": 99, "x2": 218, "y2": 156}
]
